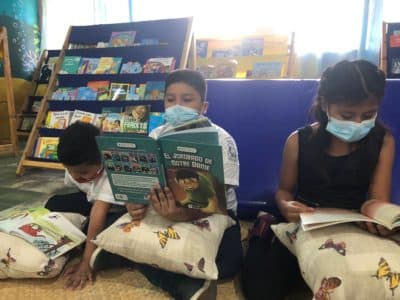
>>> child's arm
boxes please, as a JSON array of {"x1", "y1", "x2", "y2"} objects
[
  {"x1": 63, "y1": 200, "x2": 110, "y2": 290},
  {"x1": 361, "y1": 132, "x2": 396, "y2": 236},
  {"x1": 275, "y1": 131, "x2": 314, "y2": 222},
  {"x1": 149, "y1": 185, "x2": 209, "y2": 222}
]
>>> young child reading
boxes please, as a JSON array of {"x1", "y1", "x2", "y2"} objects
[
  {"x1": 95, "y1": 69, "x2": 242, "y2": 299},
  {"x1": 45, "y1": 122, "x2": 126, "y2": 290},
  {"x1": 242, "y1": 60, "x2": 395, "y2": 300}
]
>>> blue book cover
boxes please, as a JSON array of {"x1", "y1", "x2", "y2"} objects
[
  {"x1": 144, "y1": 81, "x2": 165, "y2": 100},
  {"x1": 76, "y1": 87, "x2": 97, "y2": 101}
]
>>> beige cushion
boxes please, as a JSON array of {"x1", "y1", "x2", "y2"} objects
[
  {"x1": 0, "y1": 212, "x2": 86, "y2": 279},
  {"x1": 92, "y1": 207, "x2": 235, "y2": 280},
  {"x1": 271, "y1": 222, "x2": 400, "y2": 300}
]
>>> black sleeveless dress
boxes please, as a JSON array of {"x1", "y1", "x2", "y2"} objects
[{"x1": 296, "y1": 125, "x2": 385, "y2": 210}]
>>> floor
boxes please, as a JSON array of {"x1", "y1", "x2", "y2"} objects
[{"x1": 0, "y1": 153, "x2": 75, "y2": 211}]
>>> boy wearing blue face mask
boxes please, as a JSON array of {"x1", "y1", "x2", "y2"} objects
[
  {"x1": 242, "y1": 60, "x2": 396, "y2": 300},
  {"x1": 104, "y1": 69, "x2": 242, "y2": 300}
]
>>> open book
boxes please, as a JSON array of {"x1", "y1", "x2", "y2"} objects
[
  {"x1": 300, "y1": 200, "x2": 400, "y2": 231},
  {"x1": 0, "y1": 205, "x2": 86, "y2": 259},
  {"x1": 96, "y1": 118, "x2": 227, "y2": 214}
]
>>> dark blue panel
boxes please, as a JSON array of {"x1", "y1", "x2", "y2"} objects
[{"x1": 205, "y1": 79, "x2": 400, "y2": 216}]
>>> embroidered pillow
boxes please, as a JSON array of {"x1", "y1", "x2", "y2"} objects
[
  {"x1": 92, "y1": 207, "x2": 235, "y2": 280},
  {"x1": 272, "y1": 223, "x2": 400, "y2": 300}
]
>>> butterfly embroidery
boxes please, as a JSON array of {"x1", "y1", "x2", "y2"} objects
[
  {"x1": 117, "y1": 220, "x2": 141, "y2": 232},
  {"x1": 192, "y1": 219, "x2": 211, "y2": 231},
  {"x1": 313, "y1": 277, "x2": 341, "y2": 300},
  {"x1": 154, "y1": 226, "x2": 180, "y2": 249},
  {"x1": 1, "y1": 248, "x2": 16, "y2": 268},
  {"x1": 372, "y1": 257, "x2": 400, "y2": 296},
  {"x1": 286, "y1": 224, "x2": 300, "y2": 244},
  {"x1": 184, "y1": 257, "x2": 205, "y2": 273},
  {"x1": 318, "y1": 239, "x2": 346, "y2": 256}
]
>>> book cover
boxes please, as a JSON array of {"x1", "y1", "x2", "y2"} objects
[
  {"x1": 390, "y1": 34, "x2": 400, "y2": 48},
  {"x1": 196, "y1": 40, "x2": 208, "y2": 58},
  {"x1": 87, "y1": 80, "x2": 110, "y2": 100},
  {"x1": 94, "y1": 57, "x2": 122, "y2": 74},
  {"x1": 70, "y1": 110, "x2": 96, "y2": 124},
  {"x1": 109, "y1": 31, "x2": 136, "y2": 47},
  {"x1": 126, "y1": 84, "x2": 140, "y2": 100},
  {"x1": 300, "y1": 200, "x2": 400, "y2": 231},
  {"x1": 31, "y1": 100, "x2": 41, "y2": 113},
  {"x1": 101, "y1": 107, "x2": 123, "y2": 133},
  {"x1": 108, "y1": 83, "x2": 130, "y2": 101},
  {"x1": 51, "y1": 87, "x2": 78, "y2": 101},
  {"x1": 46, "y1": 111, "x2": 71, "y2": 129},
  {"x1": 121, "y1": 105, "x2": 150, "y2": 134},
  {"x1": 137, "y1": 83, "x2": 146, "y2": 100},
  {"x1": 241, "y1": 38, "x2": 264, "y2": 56},
  {"x1": 77, "y1": 57, "x2": 91, "y2": 74},
  {"x1": 148, "y1": 112, "x2": 165, "y2": 132},
  {"x1": 76, "y1": 87, "x2": 97, "y2": 101},
  {"x1": 391, "y1": 58, "x2": 400, "y2": 74},
  {"x1": 19, "y1": 117, "x2": 35, "y2": 131},
  {"x1": 34, "y1": 137, "x2": 59, "y2": 160},
  {"x1": 143, "y1": 57, "x2": 176, "y2": 73},
  {"x1": 96, "y1": 122, "x2": 226, "y2": 213},
  {"x1": 144, "y1": 81, "x2": 165, "y2": 100},
  {"x1": 85, "y1": 58, "x2": 100, "y2": 74},
  {"x1": 0, "y1": 205, "x2": 86, "y2": 259},
  {"x1": 59, "y1": 56, "x2": 81, "y2": 74},
  {"x1": 120, "y1": 61, "x2": 142, "y2": 74}
]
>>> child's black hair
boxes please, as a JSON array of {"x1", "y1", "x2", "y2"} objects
[
  {"x1": 307, "y1": 60, "x2": 387, "y2": 182},
  {"x1": 165, "y1": 69, "x2": 207, "y2": 101},
  {"x1": 57, "y1": 122, "x2": 101, "y2": 166},
  {"x1": 175, "y1": 168, "x2": 199, "y2": 181}
]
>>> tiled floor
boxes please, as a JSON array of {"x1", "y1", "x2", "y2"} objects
[{"x1": 0, "y1": 154, "x2": 76, "y2": 211}]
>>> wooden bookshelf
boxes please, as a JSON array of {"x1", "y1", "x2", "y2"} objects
[
  {"x1": 0, "y1": 27, "x2": 17, "y2": 156},
  {"x1": 17, "y1": 17, "x2": 194, "y2": 175}
]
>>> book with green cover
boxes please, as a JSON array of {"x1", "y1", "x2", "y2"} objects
[
  {"x1": 59, "y1": 56, "x2": 82, "y2": 74},
  {"x1": 96, "y1": 122, "x2": 226, "y2": 213}
]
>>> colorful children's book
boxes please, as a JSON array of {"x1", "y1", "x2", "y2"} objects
[
  {"x1": 101, "y1": 107, "x2": 123, "y2": 133},
  {"x1": 120, "y1": 61, "x2": 142, "y2": 74},
  {"x1": 85, "y1": 58, "x2": 100, "y2": 74},
  {"x1": 76, "y1": 87, "x2": 97, "y2": 101},
  {"x1": 144, "y1": 81, "x2": 165, "y2": 100},
  {"x1": 109, "y1": 31, "x2": 136, "y2": 47},
  {"x1": 148, "y1": 112, "x2": 165, "y2": 132},
  {"x1": 143, "y1": 57, "x2": 176, "y2": 73},
  {"x1": 59, "y1": 56, "x2": 81, "y2": 74},
  {"x1": 241, "y1": 38, "x2": 264, "y2": 56},
  {"x1": 70, "y1": 110, "x2": 96, "y2": 124},
  {"x1": 121, "y1": 105, "x2": 150, "y2": 134},
  {"x1": 51, "y1": 87, "x2": 78, "y2": 101},
  {"x1": 34, "y1": 137, "x2": 59, "y2": 160},
  {"x1": 96, "y1": 121, "x2": 226, "y2": 213},
  {"x1": 45, "y1": 110, "x2": 72, "y2": 129},
  {"x1": 126, "y1": 84, "x2": 139, "y2": 100},
  {"x1": 300, "y1": 200, "x2": 400, "y2": 231},
  {"x1": 94, "y1": 57, "x2": 122, "y2": 74},
  {"x1": 108, "y1": 83, "x2": 130, "y2": 101},
  {"x1": 0, "y1": 205, "x2": 86, "y2": 259},
  {"x1": 87, "y1": 81, "x2": 110, "y2": 100},
  {"x1": 137, "y1": 83, "x2": 146, "y2": 100}
]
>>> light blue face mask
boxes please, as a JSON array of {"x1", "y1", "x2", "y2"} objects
[
  {"x1": 326, "y1": 114, "x2": 377, "y2": 142},
  {"x1": 163, "y1": 105, "x2": 200, "y2": 126}
]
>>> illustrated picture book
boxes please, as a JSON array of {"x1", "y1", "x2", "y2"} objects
[
  {"x1": 96, "y1": 120, "x2": 226, "y2": 213},
  {"x1": 33, "y1": 137, "x2": 59, "y2": 160},
  {"x1": 300, "y1": 200, "x2": 400, "y2": 231},
  {"x1": 121, "y1": 105, "x2": 150, "y2": 134},
  {"x1": 0, "y1": 205, "x2": 86, "y2": 259},
  {"x1": 109, "y1": 31, "x2": 136, "y2": 47}
]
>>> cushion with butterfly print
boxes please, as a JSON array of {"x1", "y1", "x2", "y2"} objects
[
  {"x1": 92, "y1": 206, "x2": 235, "y2": 280},
  {"x1": 272, "y1": 223, "x2": 400, "y2": 300},
  {"x1": 0, "y1": 212, "x2": 85, "y2": 279}
]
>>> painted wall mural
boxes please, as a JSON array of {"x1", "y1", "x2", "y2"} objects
[{"x1": 0, "y1": 0, "x2": 40, "y2": 79}]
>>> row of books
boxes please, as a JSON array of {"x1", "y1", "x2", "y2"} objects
[
  {"x1": 51, "y1": 80, "x2": 165, "y2": 101},
  {"x1": 44, "y1": 106, "x2": 165, "y2": 134},
  {"x1": 197, "y1": 38, "x2": 266, "y2": 58},
  {"x1": 59, "y1": 56, "x2": 176, "y2": 75}
]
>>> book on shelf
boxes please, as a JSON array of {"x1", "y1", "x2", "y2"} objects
[
  {"x1": 51, "y1": 87, "x2": 78, "y2": 101},
  {"x1": 76, "y1": 87, "x2": 97, "y2": 101},
  {"x1": 31, "y1": 100, "x2": 42, "y2": 113},
  {"x1": 96, "y1": 118, "x2": 227, "y2": 214},
  {"x1": 300, "y1": 200, "x2": 400, "y2": 231},
  {"x1": 70, "y1": 110, "x2": 97, "y2": 124},
  {"x1": 120, "y1": 61, "x2": 142, "y2": 74},
  {"x1": 59, "y1": 56, "x2": 82, "y2": 74},
  {"x1": 94, "y1": 57, "x2": 122, "y2": 74},
  {"x1": 33, "y1": 137, "x2": 59, "y2": 160},
  {"x1": 148, "y1": 112, "x2": 165, "y2": 132},
  {"x1": 126, "y1": 84, "x2": 139, "y2": 100},
  {"x1": 45, "y1": 111, "x2": 72, "y2": 129},
  {"x1": 121, "y1": 105, "x2": 150, "y2": 134},
  {"x1": 137, "y1": 83, "x2": 146, "y2": 100},
  {"x1": 241, "y1": 37, "x2": 264, "y2": 56},
  {"x1": 144, "y1": 81, "x2": 165, "y2": 100},
  {"x1": 109, "y1": 31, "x2": 136, "y2": 47},
  {"x1": 108, "y1": 83, "x2": 130, "y2": 100},
  {"x1": 101, "y1": 107, "x2": 123, "y2": 133},
  {"x1": 143, "y1": 57, "x2": 176, "y2": 73},
  {"x1": 19, "y1": 116, "x2": 36, "y2": 131},
  {"x1": 84, "y1": 58, "x2": 100, "y2": 74},
  {"x1": 87, "y1": 81, "x2": 110, "y2": 100},
  {"x1": 0, "y1": 204, "x2": 86, "y2": 259}
]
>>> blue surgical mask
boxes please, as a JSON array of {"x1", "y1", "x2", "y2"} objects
[
  {"x1": 326, "y1": 114, "x2": 376, "y2": 142},
  {"x1": 163, "y1": 105, "x2": 200, "y2": 126}
]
